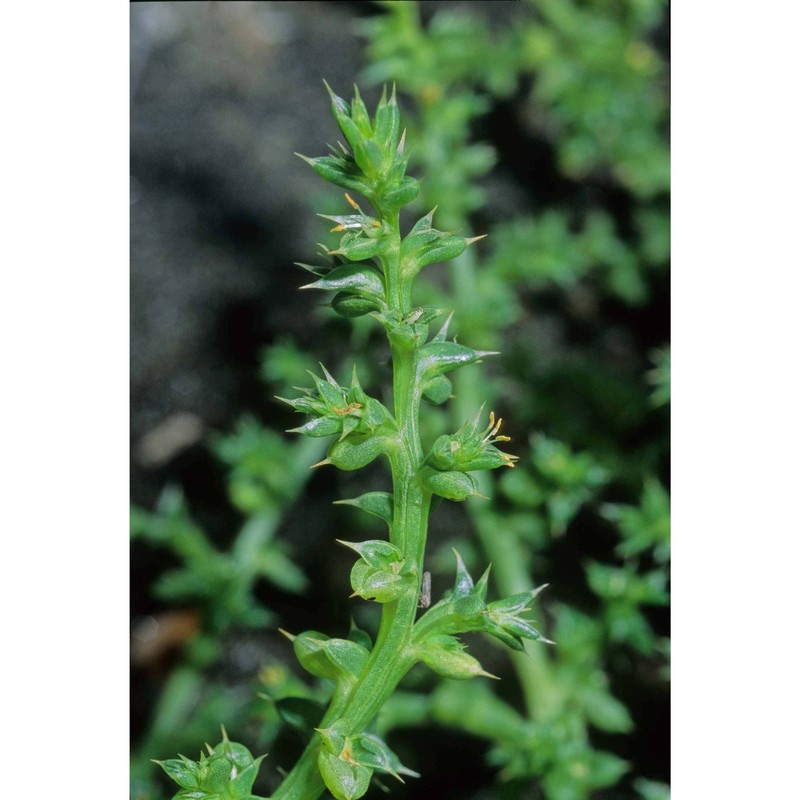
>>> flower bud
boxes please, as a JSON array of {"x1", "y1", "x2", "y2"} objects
[
  {"x1": 350, "y1": 560, "x2": 410, "y2": 602},
  {"x1": 338, "y1": 539, "x2": 412, "y2": 603}
]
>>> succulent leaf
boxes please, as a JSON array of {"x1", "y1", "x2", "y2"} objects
[
  {"x1": 351, "y1": 733, "x2": 420, "y2": 781},
  {"x1": 334, "y1": 492, "x2": 394, "y2": 527},
  {"x1": 291, "y1": 630, "x2": 370, "y2": 683},
  {"x1": 420, "y1": 468, "x2": 479, "y2": 501},
  {"x1": 414, "y1": 634, "x2": 497, "y2": 681},
  {"x1": 318, "y1": 748, "x2": 373, "y2": 800},
  {"x1": 418, "y1": 341, "x2": 498, "y2": 380}
]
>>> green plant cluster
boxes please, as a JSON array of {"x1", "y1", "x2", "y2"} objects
[
  {"x1": 356, "y1": 3, "x2": 670, "y2": 798},
  {"x1": 130, "y1": 421, "x2": 325, "y2": 800}
]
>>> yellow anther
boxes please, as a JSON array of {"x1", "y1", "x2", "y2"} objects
[
  {"x1": 340, "y1": 742, "x2": 358, "y2": 766},
  {"x1": 332, "y1": 402, "x2": 362, "y2": 415},
  {"x1": 344, "y1": 192, "x2": 360, "y2": 210}
]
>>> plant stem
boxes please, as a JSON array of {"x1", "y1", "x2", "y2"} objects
[{"x1": 272, "y1": 203, "x2": 431, "y2": 800}]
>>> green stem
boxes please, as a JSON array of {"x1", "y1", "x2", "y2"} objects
[{"x1": 272, "y1": 205, "x2": 431, "y2": 800}]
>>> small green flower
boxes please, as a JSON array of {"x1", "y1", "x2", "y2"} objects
[{"x1": 428, "y1": 409, "x2": 518, "y2": 472}]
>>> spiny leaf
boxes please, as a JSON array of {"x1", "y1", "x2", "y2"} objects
[{"x1": 334, "y1": 492, "x2": 394, "y2": 527}]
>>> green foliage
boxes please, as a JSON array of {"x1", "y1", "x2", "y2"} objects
[
  {"x1": 131, "y1": 356, "x2": 327, "y2": 798},
  {"x1": 500, "y1": 435, "x2": 609, "y2": 536},
  {"x1": 155, "y1": 729, "x2": 267, "y2": 800},
  {"x1": 521, "y1": 0, "x2": 669, "y2": 196},
  {"x1": 131, "y1": 486, "x2": 273, "y2": 635},
  {"x1": 355, "y1": 2, "x2": 670, "y2": 798}
]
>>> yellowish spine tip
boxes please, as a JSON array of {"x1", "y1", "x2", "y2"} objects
[
  {"x1": 465, "y1": 234, "x2": 488, "y2": 246},
  {"x1": 277, "y1": 628, "x2": 296, "y2": 642},
  {"x1": 310, "y1": 458, "x2": 331, "y2": 469}
]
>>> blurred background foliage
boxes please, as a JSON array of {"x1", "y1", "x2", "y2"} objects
[{"x1": 130, "y1": 2, "x2": 669, "y2": 799}]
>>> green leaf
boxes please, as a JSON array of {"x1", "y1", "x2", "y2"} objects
[
  {"x1": 318, "y1": 749, "x2": 372, "y2": 800},
  {"x1": 351, "y1": 733, "x2": 419, "y2": 781},
  {"x1": 288, "y1": 416, "x2": 342, "y2": 438},
  {"x1": 291, "y1": 630, "x2": 337, "y2": 679},
  {"x1": 414, "y1": 635, "x2": 496, "y2": 680},
  {"x1": 335, "y1": 492, "x2": 394, "y2": 527},
  {"x1": 337, "y1": 538, "x2": 402, "y2": 569},
  {"x1": 421, "y1": 468, "x2": 478, "y2": 501},
  {"x1": 318, "y1": 637, "x2": 371, "y2": 680},
  {"x1": 418, "y1": 341, "x2": 497, "y2": 379},
  {"x1": 332, "y1": 292, "x2": 381, "y2": 318},
  {"x1": 302, "y1": 264, "x2": 385, "y2": 302},
  {"x1": 274, "y1": 696, "x2": 327, "y2": 731},
  {"x1": 421, "y1": 374, "x2": 452, "y2": 405},
  {"x1": 298, "y1": 153, "x2": 369, "y2": 195},
  {"x1": 328, "y1": 434, "x2": 389, "y2": 471},
  {"x1": 577, "y1": 685, "x2": 634, "y2": 733},
  {"x1": 156, "y1": 758, "x2": 199, "y2": 790},
  {"x1": 634, "y1": 778, "x2": 671, "y2": 800},
  {"x1": 229, "y1": 756, "x2": 267, "y2": 796},
  {"x1": 347, "y1": 618, "x2": 373, "y2": 651}
]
